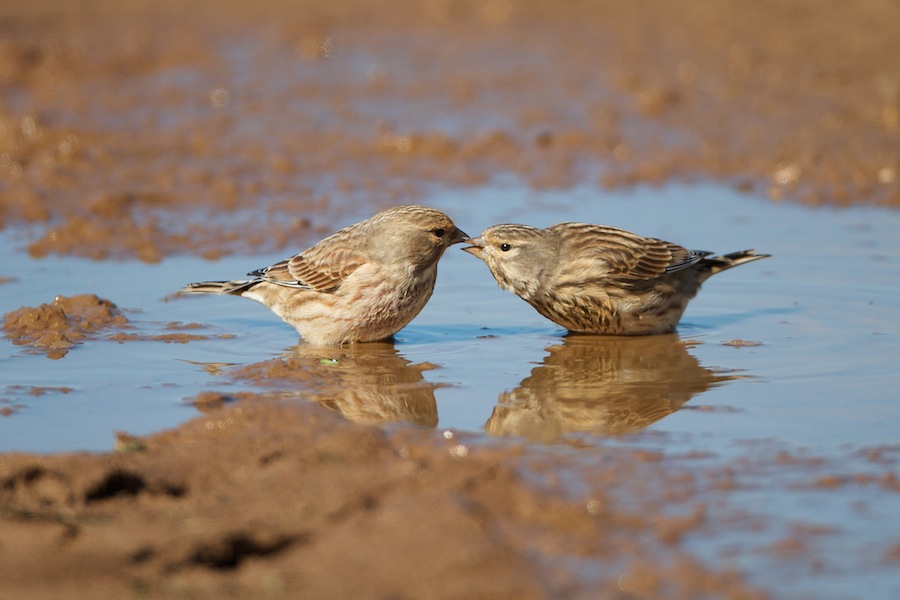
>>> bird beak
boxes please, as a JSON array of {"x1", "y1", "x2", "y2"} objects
[
  {"x1": 450, "y1": 227, "x2": 470, "y2": 245},
  {"x1": 461, "y1": 236, "x2": 485, "y2": 257}
]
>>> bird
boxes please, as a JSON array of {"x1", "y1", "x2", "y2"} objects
[
  {"x1": 462, "y1": 222, "x2": 769, "y2": 335},
  {"x1": 180, "y1": 205, "x2": 468, "y2": 345}
]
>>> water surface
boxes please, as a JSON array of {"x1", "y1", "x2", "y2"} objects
[
  {"x1": 2, "y1": 182, "x2": 899, "y2": 599},
  {"x1": 2, "y1": 182, "x2": 898, "y2": 451}
]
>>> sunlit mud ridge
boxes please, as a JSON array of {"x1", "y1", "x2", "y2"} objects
[{"x1": 3, "y1": 395, "x2": 897, "y2": 598}]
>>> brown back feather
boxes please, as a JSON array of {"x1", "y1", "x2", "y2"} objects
[{"x1": 550, "y1": 223, "x2": 708, "y2": 284}]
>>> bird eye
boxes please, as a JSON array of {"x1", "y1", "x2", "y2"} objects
[
  {"x1": 432, "y1": 228, "x2": 446, "y2": 238},
  {"x1": 500, "y1": 243, "x2": 512, "y2": 252}
]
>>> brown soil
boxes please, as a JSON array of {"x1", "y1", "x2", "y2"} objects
[
  {"x1": 2, "y1": 0, "x2": 900, "y2": 597},
  {"x1": 1, "y1": 294, "x2": 225, "y2": 358},
  {"x1": 0, "y1": 398, "x2": 770, "y2": 600},
  {"x1": 2, "y1": 294, "x2": 130, "y2": 358}
]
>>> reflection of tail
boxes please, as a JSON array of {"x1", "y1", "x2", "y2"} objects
[
  {"x1": 703, "y1": 250, "x2": 771, "y2": 276},
  {"x1": 180, "y1": 280, "x2": 260, "y2": 296}
]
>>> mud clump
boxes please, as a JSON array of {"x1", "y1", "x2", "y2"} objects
[{"x1": 2, "y1": 294, "x2": 129, "y2": 358}]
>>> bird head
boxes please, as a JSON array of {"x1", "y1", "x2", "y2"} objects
[
  {"x1": 373, "y1": 206, "x2": 468, "y2": 268},
  {"x1": 462, "y1": 224, "x2": 555, "y2": 298}
]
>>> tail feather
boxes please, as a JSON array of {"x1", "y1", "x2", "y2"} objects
[
  {"x1": 703, "y1": 250, "x2": 771, "y2": 275},
  {"x1": 180, "y1": 280, "x2": 260, "y2": 296}
]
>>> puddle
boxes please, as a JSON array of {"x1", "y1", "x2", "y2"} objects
[
  {"x1": 4, "y1": 181, "x2": 900, "y2": 597},
  {"x1": 0, "y1": 182, "x2": 896, "y2": 441}
]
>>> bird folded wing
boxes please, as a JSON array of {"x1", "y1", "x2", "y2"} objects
[
  {"x1": 606, "y1": 240, "x2": 708, "y2": 281},
  {"x1": 287, "y1": 247, "x2": 365, "y2": 292},
  {"x1": 247, "y1": 247, "x2": 365, "y2": 292},
  {"x1": 660, "y1": 242, "x2": 711, "y2": 273}
]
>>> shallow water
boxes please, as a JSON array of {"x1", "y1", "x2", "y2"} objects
[
  {"x1": 2, "y1": 182, "x2": 900, "y2": 598},
  {"x1": 0, "y1": 180, "x2": 900, "y2": 451},
  {"x1": 6, "y1": 181, "x2": 894, "y2": 451}
]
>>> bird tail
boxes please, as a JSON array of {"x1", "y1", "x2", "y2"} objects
[
  {"x1": 703, "y1": 250, "x2": 771, "y2": 275},
  {"x1": 179, "y1": 280, "x2": 260, "y2": 296}
]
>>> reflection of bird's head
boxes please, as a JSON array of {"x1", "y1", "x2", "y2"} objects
[{"x1": 486, "y1": 334, "x2": 733, "y2": 441}]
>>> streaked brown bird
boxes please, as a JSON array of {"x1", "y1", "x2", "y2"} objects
[
  {"x1": 181, "y1": 205, "x2": 468, "y2": 345},
  {"x1": 463, "y1": 222, "x2": 769, "y2": 335}
]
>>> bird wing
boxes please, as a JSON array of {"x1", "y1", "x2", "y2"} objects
[
  {"x1": 552, "y1": 223, "x2": 710, "y2": 283},
  {"x1": 248, "y1": 245, "x2": 366, "y2": 293},
  {"x1": 607, "y1": 235, "x2": 710, "y2": 279}
]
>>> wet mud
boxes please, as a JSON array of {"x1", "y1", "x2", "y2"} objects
[
  {"x1": 2, "y1": 0, "x2": 900, "y2": 597},
  {"x1": 2, "y1": 294, "x2": 226, "y2": 358},
  {"x1": 0, "y1": 398, "x2": 773, "y2": 600},
  {"x1": 2, "y1": 294, "x2": 129, "y2": 358},
  {"x1": 1, "y1": 0, "x2": 899, "y2": 262}
]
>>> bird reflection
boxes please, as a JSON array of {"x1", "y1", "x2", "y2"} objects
[
  {"x1": 485, "y1": 334, "x2": 734, "y2": 442},
  {"x1": 230, "y1": 342, "x2": 439, "y2": 427}
]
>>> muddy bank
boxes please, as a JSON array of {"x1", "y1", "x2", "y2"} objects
[
  {"x1": 0, "y1": 398, "x2": 770, "y2": 599},
  {"x1": 0, "y1": 0, "x2": 898, "y2": 262},
  {"x1": 3, "y1": 392, "x2": 897, "y2": 599}
]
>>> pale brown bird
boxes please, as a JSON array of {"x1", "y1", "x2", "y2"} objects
[
  {"x1": 181, "y1": 205, "x2": 467, "y2": 345},
  {"x1": 463, "y1": 222, "x2": 770, "y2": 335}
]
